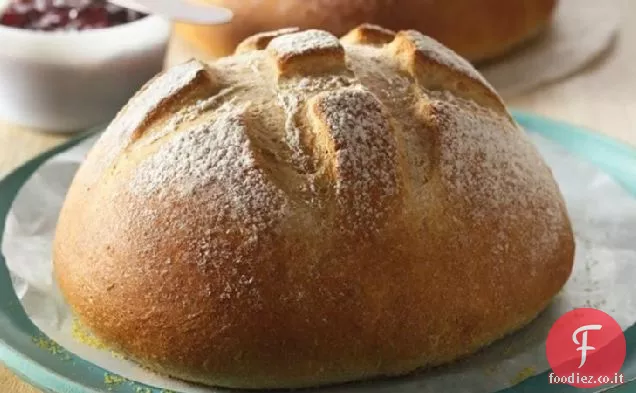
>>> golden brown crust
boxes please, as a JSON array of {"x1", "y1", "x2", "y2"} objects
[
  {"x1": 173, "y1": 0, "x2": 558, "y2": 63},
  {"x1": 235, "y1": 27, "x2": 300, "y2": 54},
  {"x1": 267, "y1": 29, "x2": 348, "y2": 77},
  {"x1": 54, "y1": 26, "x2": 574, "y2": 389},
  {"x1": 341, "y1": 24, "x2": 396, "y2": 46}
]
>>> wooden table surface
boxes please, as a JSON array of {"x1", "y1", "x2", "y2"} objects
[{"x1": 1, "y1": 4, "x2": 635, "y2": 391}]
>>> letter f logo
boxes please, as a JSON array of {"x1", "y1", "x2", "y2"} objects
[{"x1": 572, "y1": 324, "x2": 603, "y2": 368}]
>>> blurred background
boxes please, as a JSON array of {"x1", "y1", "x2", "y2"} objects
[{"x1": 0, "y1": 1, "x2": 631, "y2": 148}]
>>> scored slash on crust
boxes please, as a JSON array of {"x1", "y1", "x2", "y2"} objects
[
  {"x1": 235, "y1": 27, "x2": 301, "y2": 54},
  {"x1": 307, "y1": 87, "x2": 400, "y2": 233},
  {"x1": 387, "y1": 30, "x2": 507, "y2": 115},
  {"x1": 341, "y1": 23, "x2": 396, "y2": 46},
  {"x1": 266, "y1": 29, "x2": 348, "y2": 77}
]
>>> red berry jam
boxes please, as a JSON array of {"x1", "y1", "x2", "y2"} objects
[{"x1": 0, "y1": 0, "x2": 147, "y2": 31}]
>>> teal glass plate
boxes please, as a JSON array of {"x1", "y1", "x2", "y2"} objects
[{"x1": 0, "y1": 111, "x2": 635, "y2": 393}]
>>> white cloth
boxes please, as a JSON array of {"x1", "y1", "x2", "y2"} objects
[{"x1": 481, "y1": 0, "x2": 623, "y2": 97}]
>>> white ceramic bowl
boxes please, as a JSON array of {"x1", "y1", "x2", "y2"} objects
[{"x1": 0, "y1": 15, "x2": 171, "y2": 133}]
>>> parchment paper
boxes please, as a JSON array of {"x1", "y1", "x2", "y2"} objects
[
  {"x1": 3, "y1": 133, "x2": 636, "y2": 393},
  {"x1": 480, "y1": 0, "x2": 623, "y2": 97}
]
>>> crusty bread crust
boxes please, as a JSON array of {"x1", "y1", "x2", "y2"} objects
[
  {"x1": 54, "y1": 26, "x2": 574, "y2": 389},
  {"x1": 172, "y1": 0, "x2": 558, "y2": 63}
]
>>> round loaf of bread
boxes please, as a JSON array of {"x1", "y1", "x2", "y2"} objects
[
  {"x1": 173, "y1": 0, "x2": 558, "y2": 63},
  {"x1": 54, "y1": 25, "x2": 574, "y2": 389}
]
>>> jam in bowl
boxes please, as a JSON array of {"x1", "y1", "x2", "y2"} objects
[
  {"x1": 0, "y1": 0, "x2": 170, "y2": 132},
  {"x1": 0, "y1": 0, "x2": 147, "y2": 31}
]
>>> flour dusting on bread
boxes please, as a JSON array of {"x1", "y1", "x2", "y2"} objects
[
  {"x1": 434, "y1": 95, "x2": 563, "y2": 261},
  {"x1": 311, "y1": 87, "x2": 399, "y2": 231},
  {"x1": 132, "y1": 102, "x2": 285, "y2": 217},
  {"x1": 398, "y1": 31, "x2": 489, "y2": 86},
  {"x1": 268, "y1": 29, "x2": 342, "y2": 58},
  {"x1": 54, "y1": 26, "x2": 574, "y2": 390}
]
